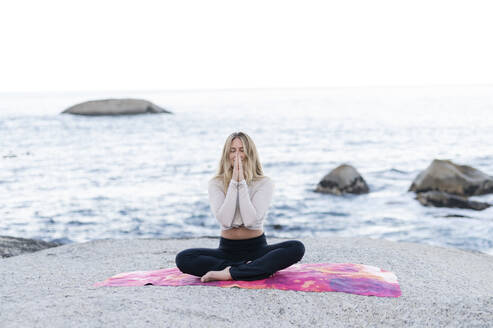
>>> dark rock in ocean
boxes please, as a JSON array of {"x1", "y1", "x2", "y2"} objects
[
  {"x1": 272, "y1": 224, "x2": 283, "y2": 230},
  {"x1": 416, "y1": 191, "x2": 491, "y2": 211},
  {"x1": 409, "y1": 159, "x2": 493, "y2": 196},
  {"x1": 0, "y1": 236, "x2": 62, "y2": 258},
  {"x1": 61, "y1": 98, "x2": 172, "y2": 116},
  {"x1": 315, "y1": 164, "x2": 369, "y2": 195},
  {"x1": 442, "y1": 214, "x2": 473, "y2": 218}
]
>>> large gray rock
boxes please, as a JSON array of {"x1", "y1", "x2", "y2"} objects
[
  {"x1": 409, "y1": 159, "x2": 493, "y2": 196},
  {"x1": 315, "y1": 164, "x2": 369, "y2": 195},
  {"x1": 416, "y1": 191, "x2": 491, "y2": 211},
  {"x1": 0, "y1": 235, "x2": 61, "y2": 258},
  {"x1": 61, "y1": 98, "x2": 172, "y2": 116}
]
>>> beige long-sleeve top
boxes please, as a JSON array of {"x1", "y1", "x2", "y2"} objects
[{"x1": 208, "y1": 176, "x2": 274, "y2": 230}]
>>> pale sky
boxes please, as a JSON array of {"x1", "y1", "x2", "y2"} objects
[{"x1": 1, "y1": 0, "x2": 493, "y2": 93}]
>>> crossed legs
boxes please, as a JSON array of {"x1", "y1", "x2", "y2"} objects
[{"x1": 175, "y1": 240, "x2": 305, "y2": 282}]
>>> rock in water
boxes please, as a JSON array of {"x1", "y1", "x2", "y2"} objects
[
  {"x1": 409, "y1": 159, "x2": 493, "y2": 196},
  {"x1": 61, "y1": 98, "x2": 172, "y2": 116},
  {"x1": 0, "y1": 236, "x2": 61, "y2": 258},
  {"x1": 416, "y1": 191, "x2": 490, "y2": 211},
  {"x1": 315, "y1": 164, "x2": 369, "y2": 195}
]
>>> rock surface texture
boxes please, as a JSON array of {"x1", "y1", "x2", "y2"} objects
[
  {"x1": 315, "y1": 164, "x2": 369, "y2": 195},
  {"x1": 0, "y1": 235, "x2": 61, "y2": 258},
  {"x1": 1, "y1": 237, "x2": 492, "y2": 327},
  {"x1": 61, "y1": 98, "x2": 172, "y2": 116},
  {"x1": 416, "y1": 191, "x2": 491, "y2": 211},
  {"x1": 409, "y1": 159, "x2": 493, "y2": 196},
  {"x1": 410, "y1": 159, "x2": 492, "y2": 210}
]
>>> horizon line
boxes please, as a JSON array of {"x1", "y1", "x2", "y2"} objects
[{"x1": 1, "y1": 83, "x2": 493, "y2": 96}]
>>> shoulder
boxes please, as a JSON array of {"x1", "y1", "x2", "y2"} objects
[
  {"x1": 208, "y1": 178, "x2": 226, "y2": 197},
  {"x1": 251, "y1": 176, "x2": 274, "y2": 189},
  {"x1": 208, "y1": 177, "x2": 224, "y2": 188}
]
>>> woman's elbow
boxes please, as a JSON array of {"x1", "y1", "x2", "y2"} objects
[
  {"x1": 216, "y1": 211, "x2": 236, "y2": 227},
  {"x1": 243, "y1": 216, "x2": 263, "y2": 229},
  {"x1": 244, "y1": 224, "x2": 261, "y2": 230}
]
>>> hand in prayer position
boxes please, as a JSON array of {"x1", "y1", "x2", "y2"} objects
[{"x1": 232, "y1": 153, "x2": 245, "y2": 182}]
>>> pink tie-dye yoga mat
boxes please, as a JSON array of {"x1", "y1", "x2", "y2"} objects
[{"x1": 93, "y1": 263, "x2": 401, "y2": 297}]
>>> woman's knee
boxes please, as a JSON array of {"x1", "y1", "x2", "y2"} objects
[
  {"x1": 175, "y1": 249, "x2": 196, "y2": 273},
  {"x1": 286, "y1": 240, "x2": 305, "y2": 262}
]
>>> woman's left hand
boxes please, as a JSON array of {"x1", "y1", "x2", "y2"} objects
[{"x1": 238, "y1": 155, "x2": 245, "y2": 181}]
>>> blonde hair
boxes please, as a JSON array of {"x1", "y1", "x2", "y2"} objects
[{"x1": 212, "y1": 132, "x2": 265, "y2": 192}]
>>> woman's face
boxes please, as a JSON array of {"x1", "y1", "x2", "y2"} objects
[{"x1": 229, "y1": 137, "x2": 246, "y2": 167}]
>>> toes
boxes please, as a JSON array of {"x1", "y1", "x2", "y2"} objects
[{"x1": 201, "y1": 274, "x2": 209, "y2": 282}]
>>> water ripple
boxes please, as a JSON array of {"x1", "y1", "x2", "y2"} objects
[{"x1": 1, "y1": 88, "x2": 492, "y2": 255}]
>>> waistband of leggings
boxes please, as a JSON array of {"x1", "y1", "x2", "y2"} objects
[{"x1": 219, "y1": 233, "x2": 266, "y2": 250}]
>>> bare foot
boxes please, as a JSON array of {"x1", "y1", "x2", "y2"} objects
[{"x1": 201, "y1": 266, "x2": 232, "y2": 283}]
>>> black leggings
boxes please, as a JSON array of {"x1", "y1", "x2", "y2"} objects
[{"x1": 175, "y1": 233, "x2": 305, "y2": 281}]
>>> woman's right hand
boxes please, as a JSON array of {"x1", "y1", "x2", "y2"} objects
[{"x1": 232, "y1": 153, "x2": 239, "y2": 182}]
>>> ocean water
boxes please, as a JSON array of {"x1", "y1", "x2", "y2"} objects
[{"x1": 1, "y1": 86, "x2": 493, "y2": 255}]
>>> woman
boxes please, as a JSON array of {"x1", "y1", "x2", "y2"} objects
[{"x1": 175, "y1": 131, "x2": 305, "y2": 282}]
